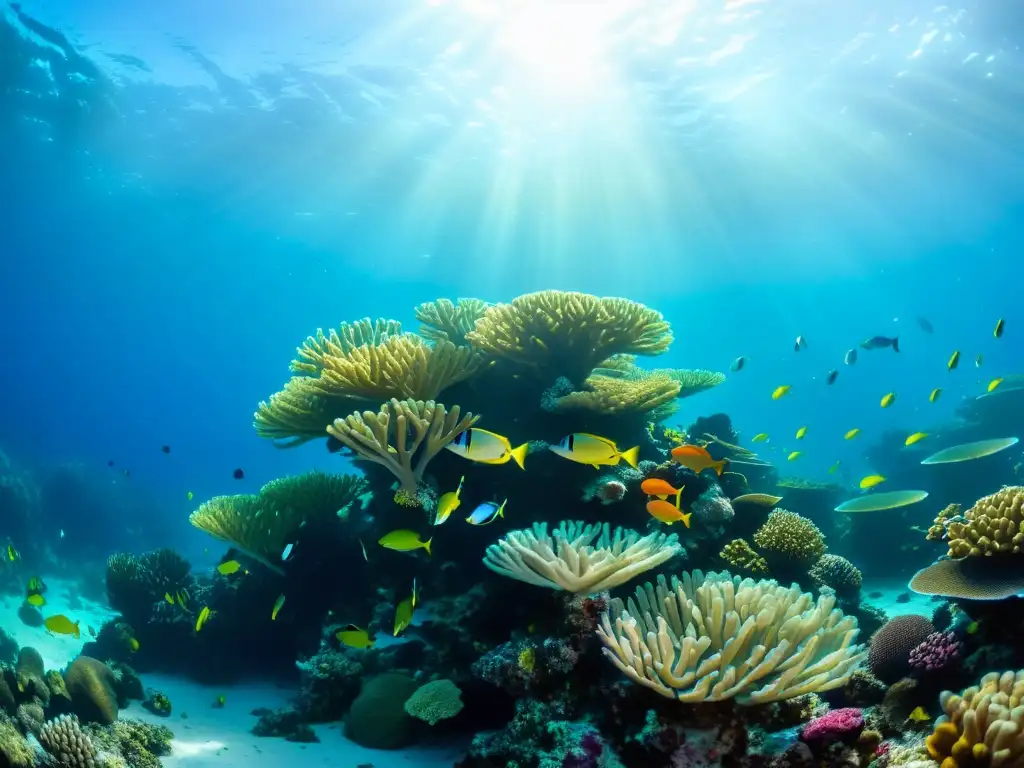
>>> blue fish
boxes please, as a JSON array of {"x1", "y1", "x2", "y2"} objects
[{"x1": 466, "y1": 499, "x2": 507, "y2": 526}]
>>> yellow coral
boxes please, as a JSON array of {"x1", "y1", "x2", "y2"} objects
[
  {"x1": 927, "y1": 503, "x2": 961, "y2": 542},
  {"x1": 720, "y1": 539, "x2": 768, "y2": 574},
  {"x1": 549, "y1": 373, "x2": 681, "y2": 416},
  {"x1": 292, "y1": 318, "x2": 404, "y2": 375},
  {"x1": 944, "y1": 487, "x2": 1024, "y2": 558},
  {"x1": 518, "y1": 647, "x2": 536, "y2": 673},
  {"x1": 415, "y1": 298, "x2": 489, "y2": 346},
  {"x1": 927, "y1": 670, "x2": 1024, "y2": 767},
  {"x1": 253, "y1": 376, "x2": 347, "y2": 446},
  {"x1": 752, "y1": 510, "x2": 826, "y2": 566},
  {"x1": 327, "y1": 399, "x2": 478, "y2": 499},
  {"x1": 466, "y1": 290, "x2": 672, "y2": 383}
]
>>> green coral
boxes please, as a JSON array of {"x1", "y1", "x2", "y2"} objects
[
  {"x1": 88, "y1": 718, "x2": 173, "y2": 768},
  {"x1": 404, "y1": 679, "x2": 464, "y2": 725},
  {"x1": 106, "y1": 549, "x2": 193, "y2": 615},
  {"x1": 752, "y1": 509, "x2": 826, "y2": 567},
  {"x1": 0, "y1": 716, "x2": 33, "y2": 767},
  {"x1": 345, "y1": 673, "x2": 418, "y2": 750},
  {"x1": 292, "y1": 318, "x2": 404, "y2": 374},
  {"x1": 188, "y1": 471, "x2": 368, "y2": 573},
  {"x1": 719, "y1": 539, "x2": 769, "y2": 575}
]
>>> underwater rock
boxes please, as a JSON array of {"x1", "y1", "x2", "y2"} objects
[
  {"x1": 251, "y1": 707, "x2": 318, "y2": 743},
  {"x1": 344, "y1": 673, "x2": 418, "y2": 750},
  {"x1": 295, "y1": 648, "x2": 363, "y2": 723},
  {"x1": 106, "y1": 662, "x2": 145, "y2": 707},
  {"x1": 15, "y1": 603, "x2": 42, "y2": 628},
  {"x1": 0, "y1": 632, "x2": 16, "y2": 667},
  {"x1": 65, "y1": 656, "x2": 119, "y2": 725},
  {"x1": 14, "y1": 701, "x2": 43, "y2": 737},
  {"x1": 842, "y1": 670, "x2": 888, "y2": 707}
]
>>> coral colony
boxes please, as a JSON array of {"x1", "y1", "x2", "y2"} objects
[{"x1": 4, "y1": 290, "x2": 1024, "y2": 767}]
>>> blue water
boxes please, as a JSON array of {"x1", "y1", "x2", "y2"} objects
[{"x1": 2, "y1": 0, "x2": 1022, "y2": 559}]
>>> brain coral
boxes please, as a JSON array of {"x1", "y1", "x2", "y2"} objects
[
  {"x1": 64, "y1": 656, "x2": 118, "y2": 725},
  {"x1": 752, "y1": 510, "x2": 826, "y2": 567},
  {"x1": 345, "y1": 673, "x2": 418, "y2": 750},
  {"x1": 809, "y1": 554, "x2": 863, "y2": 598},
  {"x1": 868, "y1": 615, "x2": 935, "y2": 684},
  {"x1": 404, "y1": 679, "x2": 464, "y2": 726},
  {"x1": 944, "y1": 486, "x2": 1024, "y2": 558}
]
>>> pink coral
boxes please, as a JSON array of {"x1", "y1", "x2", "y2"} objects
[
  {"x1": 908, "y1": 630, "x2": 962, "y2": 672},
  {"x1": 800, "y1": 708, "x2": 864, "y2": 743}
]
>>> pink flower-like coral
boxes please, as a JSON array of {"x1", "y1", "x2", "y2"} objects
[
  {"x1": 800, "y1": 708, "x2": 864, "y2": 743},
  {"x1": 908, "y1": 630, "x2": 962, "y2": 672}
]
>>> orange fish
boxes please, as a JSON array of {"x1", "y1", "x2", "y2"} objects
[
  {"x1": 646, "y1": 499, "x2": 692, "y2": 528},
  {"x1": 670, "y1": 445, "x2": 727, "y2": 476},
  {"x1": 640, "y1": 478, "x2": 683, "y2": 506}
]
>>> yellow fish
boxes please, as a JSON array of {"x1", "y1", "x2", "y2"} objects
[
  {"x1": 947, "y1": 350, "x2": 960, "y2": 371},
  {"x1": 7, "y1": 544, "x2": 18, "y2": 562},
  {"x1": 336, "y1": 624, "x2": 375, "y2": 649},
  {"x1": 795, "y1": 427, "x2": 807, "y2": 440},
  {"x1": 25, "y1": 594, "x2": 45, "y2": 608},
  {"x1": 645, "y1": 499, "x2": 692, "y2": 527},
  {"x1": 378, "y1": 530, "x2": 432, "y2": 556},
  {"x1": 905, "y1": 432, "x2": 929, "y2": 446},
  {"x1": 787, "y1": 451, "x2": 802, "y2": 461},
  {"x1": 217, "y1": 560, "x2": 243, "y2": 575},
  {"x1": 187, "y1": 491, "x2": 194, "y2": 501},
  {"x1": 128, "y1": 637, "x2": 140, "y2": 652},
  {"x1": 26, "y1": 576, "x2": 44, "y2": 593},
  {"x1": 880, "y1": 392, "x2": 896, "y2": 408},
  {"x1": 859, "y1": 474, "x2": 886, "y2": 490},
  {"x1": 908, "y1": 706, "x2": 930, "y2": 722},
  {"x1": 176, "y1": 590, "x2": 189, "y2": 609},
  {"x1": 966, "y1": 621, "x2": 979, "y2": 635},
  {"x1": 272, "y1": 593, "x2": 286, "y2": 621},
  {"x1": 988, "y1": 377, "x2": 1003, "y2": 393},
  {"x1": 394, "y1": 595, "x2": 414, "y2": 636},
  {"x1": 929, "y1": 388, "x2": 942, "y2": 403},
  {"x1": 550, "y1": 433, "x2": 640, "y2": 469},
  {"x1": 751, "y1": 433, "x2": 769, "y2": 443},
  {"x1": 829, "y1": 461, "x2": 842, "y2": 474},
  {"x1": 195, "y1": 606, "x2": 213, "y2": 632},
  {"x1": 43, "y1": 615, "x2": 80, "y2": 638},
  {"x1": 844, "y1": 429, "x2": 860, "y2": 440},
  {"x1": 434, "y1": 476, "x2": 464, "y2": 526},
  {"x1": 994, "y1": 318, "x2": 1005, "y2": 338},
  {"x1": 164, "y1": 592, "x2": 175, "y2": 605},
  {"x1": 445, "y1": 427, "x2": 528, "y2": 469},
  {"x1": 771, "y1": 385, "x2": 791, "y2": 400}
]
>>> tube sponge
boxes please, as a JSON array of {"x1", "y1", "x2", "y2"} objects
[
  {"x1": 466, "y1": 290, "x2": 673, "y2": 384},
  {"x1": 482, "y1": 520, "x2": 681, "y2": 594},
  {"x1": 596, "y1": 570, "x2": 867, "y2": 704}
]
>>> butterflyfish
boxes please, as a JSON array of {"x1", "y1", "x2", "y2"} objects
[
  {"x1": 378, "y1": 530, "x2": 432, "y2": 555},
  {"x1": 670, "y1": 444, "x2": 726, "y2": 476},
  {"x1": 771, "y1": 385, "x2": 791, "y2": 400},
  {"x1": 336, "y1": 624, "x2": 375, "y2": 649},
  {"x1": 128, "y1": 637, "x2": 140, "y2": 652},
  {"x1": 43, "y1": 615, "x2": 80, "y2": 638},
  {"x1": 434, "y1": 476, "x2": 464, "y2": 526},
  {"x1": 466, "y1": 499, "x2": 506, "y2": 526},
  {"x1": 549, "y1": 433, "x2": 640, "y2": 469},
  {"x1": 446, "y1": 428, "x2": 528, "y2": 469},
  {"x1": 908, "y1": 707, "x2": 930, "y2": 722},
  {"x1": 272, "y1": 593, "x2": 286, "y2": 621},
  {"x1": 646, "y1": 499, "x2": 691, "y2": 527},
  {"x1": 25, "y1": 594, "x2": 45, "y2": 607},
  {"x1": 988, "y1": 377, "x2": 1004, "y2": 393},
  {"x1": 195, "y1": 606, "x2": 213, "y2": 632},
  {"x1": 794, "y1": 335, "x2": 807, "y2": 351},
  {"x1": 859, "y1": 474, "x2": 886, "y2": 490},
  {"x1": 787, "y1": 451, "x2": 802, "y2": 461},
  {"x1": 751, "y1": 433, "x2": 769, "y2": 443}
]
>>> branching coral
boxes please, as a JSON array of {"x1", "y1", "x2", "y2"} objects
[
  {"x1": 753, "y1": 510, "x2": 826, "y2": 567},
  {"x1": 597, "y1": 570, "x2": 867, "y2": 704},
  {"x1": 326, "y1": 399, "x2": 478, "y2": 502},
  {"x1": 253, "y1": 377, "x2": 348, "y2": 446},
  {"x1": 482, "y1": 520, "x2": 681, "y2": 594},
  {"x1": 719, "y1": 539, "x2": 769, "y2": 575},
  {"x1": 106, "y1": 549, "x2": 192, "y2": 616},
  {"x1": 926, "y1": 670, "x2": 1024, "y2": 766},
  {"x1": 292, "y1": 318, "x2": 404, "y2": 374},
  {"x1": 465, "y1": 290, "x2": 672, "y2": 383},
  {"x1": 546, "y1": 372, "x2": 682, "y2": 417},
  {"x1": 944, "y1": 486, "x2": 1024, "y2": 558},
  {"x1": 415, "y1": 298, "x2": 489, "y2": 346},
  {"x1": 189, "y1": 470, "x2": 367, "y2": 573}
]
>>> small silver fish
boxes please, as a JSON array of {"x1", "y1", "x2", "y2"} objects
[
  {"x1": 844, "y1": 349, "x2": 857, "y2": 365},
  {"x1": 860, "y1": 336, "x2": 900, "y2": 352},
  {"x1": 281, "y1": 543, "x2": 294, "y2": 561},
  {"x1": 794, "y1": 336, "x2": 808, "y2": 351},
  {"x1": 826, "y1": 369, "x2": 838, "y2": 385},
  {"x1": 730, "y1": 357, "x2": 746, "y2": 372}
]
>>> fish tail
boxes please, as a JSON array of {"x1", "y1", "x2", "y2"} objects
[
  {"x1": 681, "y1": 512, "x2": 692, "y2": 529},
  {"x1": 892, "y1": 337, "x2": 900, "y2": 352},
  {"x1": 423, "y1": 538, "x2": 432, "y2": 557},
  {"x1": 621, "y1": 445, "x2": 641, "y2": 469},
  {"x1": 674, "y1": 489, "x2": 683, "y2": 509},
  {"x1": 510, "y1": 443, "x2": 528, "y2": 470},
  {"x1": 713, "y1": 459, "x2": 727, "y2": 476}
]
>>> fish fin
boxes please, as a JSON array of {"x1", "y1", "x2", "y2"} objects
[
  {"x1": 498, "y1": 500, "x2": 506, "y2": 518},
  {"x1": 592, "y1": 464, "x2": 602, "y2": 470},
  {"x1": 681, "y1": 512, "x2": 692, "y2": 528},
  {"x1": 892, "y1": 337, "x2": 900, "y2": 352},
  {"x1": 656, "y1": 494, "x2": 668, "y2": 501},
  {"x1": 714, "y1": 459, "x2": 727, "y2": 476},
  {"x1": 674, "y1": 490, "x2": 683, "y2": 509},
  {"x1": 423, "y1": 538, "x2": 432, "y2": 557},
  {"x1": 621, "y1": 445, "x2": 641, "y2": 469},
  {"x1": 510, "y1": 443, "x2": 528, "y2": 470}
]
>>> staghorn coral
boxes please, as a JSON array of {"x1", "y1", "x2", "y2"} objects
[
  {"x1": 64, "y1": 656, "x2": 119, "y2": 725},
  {"x1": 189, "y1": 470, "x2": 366, "y2": 573},
  {"x1": 482, "y1": 520, "x2": 681, "y2": 594},
  {"x1": 926, "y1": 670, "x2": 1024, "y2": 767},
  {"x1": 869, "y1": 615, "x2": 936, "y2": 684},
  {"x1": 415, "y1": 298, "x2": 489, "y2": 346},
  {"x1": 252, "y1": 376, "x2": 345, "y2": 445},
  {"x1": 291, "y1": 318, "x2": 404, "y2": 374},
  {"x1": 753, "y1": 510, "x2": 826, "y2": 567},
  {"x1": 719, "y1": 539, "x2": 769, "y2": 575},
  {"x1": 403, "y1": 679, "x2": 464, "y2": 725},
  {"x1": 327, "y1": 398, "x2": 477, "y2": 501},
  {"x1": 546, "y1": 372, "x2": 682, "y2": 417},
  {"x1": 944, "y1": 486, "x2": 1024, "y2": 558},
  {"x1": 809, "y1": 554, "x2": 863, "y2": 599},
  {"x1": 597, "y1": 570, "x2": 867, "y2": 704},
  {"x1": 465, "y1": 290, "x2": 672, "y2": 383},
  {"x1": 39, "y1": 714, "x2": 99, "y2": 767}
]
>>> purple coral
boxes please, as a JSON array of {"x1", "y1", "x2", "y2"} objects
[
  {"x1": 800, "y1": 707, "x2": 864, "y2": 744},
  {"x1": 908, "y1": 630, "x2": 962, "y2": 672}
]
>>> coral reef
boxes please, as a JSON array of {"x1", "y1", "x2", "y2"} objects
[
  {"x1": 719, "y1": 539, "x2": 769, "y2": 575},
  {"x1": 869, "y1": 616, "x2": 936, "y2": 684},
  {"x1": 39, "y1": 714, "x2": 99, "y2": 766},
  {"x1": 404, "y1": 679, "x2": 464, "y2": 725},
  {"x1": 752, "y1": 510, "x2": 826, "y2": 569},
  {"x1": 926, "y1": 669, "x2": 1024, "y2": 766},
  {"x1": 800, "y1": 707, "x2": 864, "y2": 744},
  {"x1": 943, "y1": 486, "x2": 1024, "y2": 558}
]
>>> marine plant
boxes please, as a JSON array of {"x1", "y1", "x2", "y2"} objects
[
  {"x1": 482, "y1": 520, "x2": 682, "y2": 594},
  {"x1": 596, "y1": 570, "x2": 867, "y2": 704}
]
